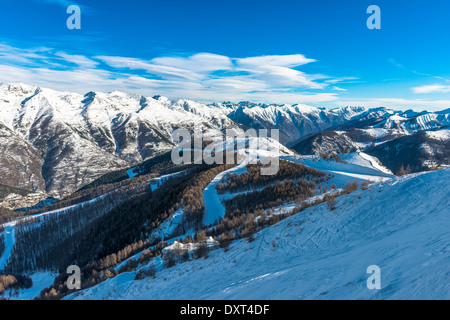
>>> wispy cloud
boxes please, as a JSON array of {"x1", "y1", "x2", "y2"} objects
[
  {"x1": 412, "y1": 84, "x2": 450, "y2": 94},
  {"x1": 55, "y1": 52, "x2": 99, "y2": 68},
  {"x1": 330, "y1": 86, "x2": 347, "y2": 92},
  {"x1": 96, "y1": 55, "x2": 204, "y2": 81},
  {"x1": 325, "y1": 77, "x2": 359, "y2": 84},
  {"x1": 0, "y1": 43, "x2": 349, "y2": 104},
  {"x1": 152, "y1": 53, "x2": 233, "y2": 73},
  {"x1": 1, "y1": 42, "x2": 448, "y2": 110},
  {"x1": 236, "y1": 54, "x2": 315, "y2": 68},
  {"x1": 388, "y1": 58, "x2": 449, "y2": 82}
]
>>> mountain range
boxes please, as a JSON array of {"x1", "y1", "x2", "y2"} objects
[{"x1": 0, "y1": 82, "x2": 449, "y2": 199}]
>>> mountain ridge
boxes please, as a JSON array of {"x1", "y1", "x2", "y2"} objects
[{"x1": 1, "y1": 82, "x2": 448, "y2": 198}]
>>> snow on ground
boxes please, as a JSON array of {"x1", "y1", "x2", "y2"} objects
[
  {"x1": 286, "y1": 152, "x2": 394, "y2": 185},
  {"x1": 425, "y1": 129, "x2": 450, "y2": 141},
  {"x1": 127, "y1": 167, "x2": 139, "y2": 178},
  {"x1": 203, "y1": 151, "x2": 391, "y2": 228},
  {"x1": 164, "y1": 236, "x2": 218, "y2": 253},
  {"x1": 0, "y1": 190, "x2": 117, "y2": 274},
  {"x1": 362, "y1": 128, "x2": 390, "y2": 139},
  {"x1": 0, "y1": 224, "x2": 15, "y2": 270},
  {"x1": 66, "y1": 168, "x2": 450, "y2": 300},
  {"x1": 347, "y1": 152, "x2": 393, "y2": 175},
  {"x1": 0, "y1": 170, "x2": 182, "y2": 298},
  {"x1": 150, "y1": 209, "x2": 184, "y2": 242},
  {"x1": 203, "y1": 136, "x2": 294, "y2": 226},
  {"x1": 149, "y1": 171, "x2": 186, "y2": 191},
  {"x1": 203, "y1": 164, "x2": 248, "y2": 226},
  {"x1": 4, "y1": 272, "x2": 57, "y2": 300}
]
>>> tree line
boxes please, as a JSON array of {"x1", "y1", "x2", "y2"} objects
[{"x1": 216, "y1": 160, "x2": 326, "y2": 194}]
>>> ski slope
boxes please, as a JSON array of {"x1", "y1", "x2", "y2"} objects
[
  {"x1": 286, "y1": 152, "x2": 394, "y2": 184},
  {"x1": 202, "y1": 164, "x2": 248, "y2": 226},
  {"x1": 0, "y1": 224, "x2": 15, "y2": 270},
  {"x1": 202, "y1": 137, "x2": 294, "y2": 226},
  {"x1": 66, "y1": 168, "x2": 450, "y2": 300}
]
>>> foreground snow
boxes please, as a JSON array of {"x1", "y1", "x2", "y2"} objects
[{"x1": 66, "y1": 168, "x2": 450, "y2": 300}]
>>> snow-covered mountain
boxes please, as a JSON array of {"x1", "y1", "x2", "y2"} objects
[
  {"x1": 226, "y1": 103, "x2": 378, "y2": 145},
  {"x1": 1, "y1": 82, "x2": 448, "y2": 198},
  {"x1": 374, "y1": 109, "x2": 450, "y2": 133},
  {"x1": 0, "y1": 83, "x2": 242, "y2": 197},
  {"x1": 292, "y1": 107, "x2": 450, "y2": 173}
]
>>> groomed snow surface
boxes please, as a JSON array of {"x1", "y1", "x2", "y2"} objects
[
  {"x1": 286, "y1": 152, "x2": 394, "y2": 185},
  {"x1": 67, "y1": 168, "x2": 450, "y2": 300}
]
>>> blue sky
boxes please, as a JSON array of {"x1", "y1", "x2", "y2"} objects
[{"x1": 0, "y1": 0, "x2": 449, "y2": 110}]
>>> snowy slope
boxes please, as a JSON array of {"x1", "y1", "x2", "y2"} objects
[
  {"x1": 0, "y1": 169, "x2": 183, "y2": 299},
  {"x1": 286, "y1": 152, "x2": 394, "y2": 183},
  {"x1": 66, "y1": 168, "x2": 450, "y2": 300},
  {"x1": 202, "y1": 137, "x2": 295, "y2": 226},
  {"x1": 0, "y1": 224, "x2": 14, "y2": 270},
  {"x1": 203, "y1": 164, "x2": 248, "y2": 226}
]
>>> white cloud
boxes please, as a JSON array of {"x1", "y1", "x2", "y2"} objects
[
  {"x1": 236, "y1": 54, "x2": 315, "y2": 68},
  {"x1": 412, "y1": 84, "x2": 450, "y2": 94},
  {"x1": 331, "y1": 86, "x2": 347, "y2": 91},
  {"x1": 241, "y1": 64, "x2": 324, "y2": 89},
  {"x1": 325, "y1": 77, "x2": 359, "y2": 84},
  {"x1": 388, "y1": 58, "x2": 447, "y2": 81},
  {"x1": 234, "y1": 54, "x2": 323, "y2": 90},
  {"x1": 0, "y1": 43, "x2": 52, "y2": 66},
  {"x1": 55, "y1": 52, "x2": 99, "y2": 68},
  {"x1": 152, "y1": 53, "x2": 233, "y2": 73},
  {"x1": 95, "y1": 55, "x2": 203, "y2": 81}
]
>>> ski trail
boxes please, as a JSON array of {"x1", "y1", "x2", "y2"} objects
[
  {"x1": 202, "y1": 163, "x2": 247, "y2": 226},
  {"x1": 0, "y1": 222, "x2": 16, "y2": 270}
]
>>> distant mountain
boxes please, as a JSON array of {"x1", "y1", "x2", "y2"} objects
[
  {"x1": 291, "y1": 108, "x2": 450, "y2": 173},
  {"x1": 366, "y1": 130, "x2": 450, "y2": 173},
  {"x1": 226, "y1": 103, "x2": 375, "y2": 145}
]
